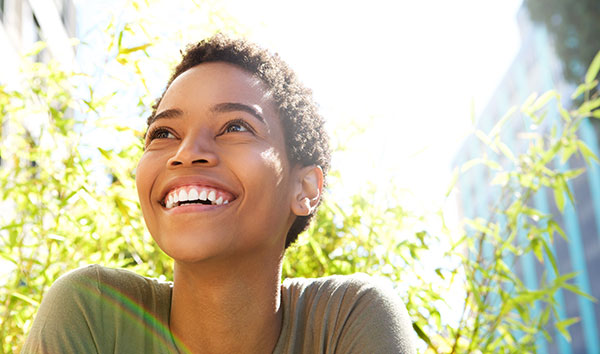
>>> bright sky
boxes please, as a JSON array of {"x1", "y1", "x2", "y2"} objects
[
  {"x1": 218, "y1": 0, "x2": 524, "y2": 213},
  {"x1": 75, "y1": 0, "x2": 524, "y2": 214}
]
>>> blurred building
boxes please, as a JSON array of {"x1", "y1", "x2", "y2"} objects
[
  {"x1": 454, "y1": 6, "x2": 600, "y2": 354},
  {"x1": 0, "y1": 0, "x2": 76, "y2": 84},
  {"x1": 0, "y1": 0, "x2": 76, "y2": 167}
]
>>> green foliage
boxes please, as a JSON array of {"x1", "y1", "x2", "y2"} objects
[
  {"x1": 0, "y1": 52, "x2": 171, "y2": 354},
  {"x1": 1, "y1": 1, "x2": 599, "y2": 352},
  {"x1": 524, "y1": 0, "x2": 600, "y2": 83}
]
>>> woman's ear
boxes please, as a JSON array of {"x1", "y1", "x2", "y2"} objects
[{"x1": 291, "y1": 165, "x2": 324, "y2": 216}]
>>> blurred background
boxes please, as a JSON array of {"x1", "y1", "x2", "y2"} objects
[{"x1": 1, "y1": 0, "x2": 599, "y2": 353}]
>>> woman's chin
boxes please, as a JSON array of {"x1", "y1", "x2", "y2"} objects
[{"x1": 153, "y1": 231, "x2": 234, "y2": 264}]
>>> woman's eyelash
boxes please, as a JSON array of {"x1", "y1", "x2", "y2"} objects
[
  {"x1": 147, "y1": 127, "x2": 174, "y2": 141},
  {"x1": 223, "y1": 119, "x2": 255, "y2": 134}
]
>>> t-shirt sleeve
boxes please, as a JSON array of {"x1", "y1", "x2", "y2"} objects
[
  {"x1": 21, "y1": 265, "x2": 104, "y2": 354},
  {"x1": 332, "y1": 275, "x2": 416, "y2": 354},
  {"x1": 21, "y1": 265, "x2": 176, "y2": 354}
]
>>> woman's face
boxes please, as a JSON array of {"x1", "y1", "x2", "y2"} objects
[{"x1": 136, "y1": 62, "x2": 297, "y2": 263}]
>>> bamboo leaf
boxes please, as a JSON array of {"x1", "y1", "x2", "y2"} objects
[
  {"x1": 475, "y1": 130, "x2": 493, "y2": 148},
  {"x1": 521, "y1": 92, "x2": 538, "y2": 111},
  {"x1": 541, "y1": 238, "x2": 559, "y2": 276},
  {"x1": 548, "y1": 220, "x2": 568, "y2": 242},
  {"x1": 577, "y1": 140, "x2": 600, "y2": 165},
  {"x1": 556, "y1": 317, "x2": 579, "y2": 342},
  {"x1": 119, "y1": 43, "x2": 152, "y2": 55},
  {"x1": 553, "y1": 185, "x2": 565, "y2": 213},
  {"x1": 531, "y1": 238, "x2": 544, "y2": 263},
  {"x1": 560, "y1": 176, "x2": 576, "y2": 206},
  {"x1": 562, "y1": 284, "x2": 597, "y2": 302},
  {"x1": 11, "y1": 292, "x2": 39, "y2": 306},
  {"x1": 585, "y1": 50, "x2": 600, "y2": 84},
  {"x1": 412, "y1": 322, "x2": 434, "y2": 348},
  {"x1": 531, "y1": 90, "x2": 558, "y2": 112},
  {"x1": 446, "y1": 167, "x2": 459, "y2": 197},
  {"x1": 571, "y1": 80, "x2": 598, "y2": 99},
  {"x1": 577, "y1": 98, "x2": 600, "y2": 116},
  {"x1": 489, "y1": 106, "x2": 517, "y2": 138},
  {"x1": 460, "y1": 158, "x2": 484, "y2": 173},
  {"x1": 497, "y1": 142, "x2": 516, "y2": 162}
]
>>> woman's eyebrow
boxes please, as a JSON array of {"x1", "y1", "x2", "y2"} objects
[
  {"x1": 210, "y1": 102, "x2": 265, "y2": 124},
  {"x1": 148, "y1": 108, "x2": 183, "y2": 125},
  {"x1": 148, "y1": 103, "x2": 266, "y2": 125}
]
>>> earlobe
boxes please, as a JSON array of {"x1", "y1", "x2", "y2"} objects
[{"x1": 291, "y1": 165, "x2": 323, "y2": 216}]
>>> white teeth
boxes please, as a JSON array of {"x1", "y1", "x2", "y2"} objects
[
  {"x1": 188, "y1": 188, "x2": 199, "y2": 200},
  {"x1": 199, "y1": 190, "x2": 207, "y2": 201},
  {"x1": 165, "y1": 187, "x2": 232, "y2": 209},
  {"x1": 178, "y1": 189, "x2": 188, "y2": 202},
  {"x1": 208, "y1": 190, "x2": 216, "y2": 202}
]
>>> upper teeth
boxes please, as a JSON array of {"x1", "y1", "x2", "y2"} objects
[{"x1": 164, "y1": 186, "x2": 231, "y2": 209}]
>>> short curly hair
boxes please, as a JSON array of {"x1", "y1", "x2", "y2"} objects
[{"x1": 148, "y1": 34, "x2": 331, "y2": 249}]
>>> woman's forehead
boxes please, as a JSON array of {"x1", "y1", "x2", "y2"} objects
[
  {"x1": 162, "y1": 62, "x2": 272, "y2": 105},
  {"x1": 155, "y1": 62, "x2": 282, "y2": 135}
]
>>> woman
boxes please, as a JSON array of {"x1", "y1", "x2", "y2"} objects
[{"x1": 23, "y1": 35, "x2": 416, "y2": 353}]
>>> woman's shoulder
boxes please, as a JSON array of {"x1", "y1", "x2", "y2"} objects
[
  {"x1": 277, "y1": 274, "x2": 416, "y2": 353},
  {"x1": 282, "y1": 272, "x2": 399, "y2": 302},
  {"x1": 54, "y1": 264, "x2": 171, "y2": 287},
  {"x1": 53, "y1": 264, "x2": 172, "y2": 291},
  {"x1": 22, "y1": 265, "x2": 174, "y2": 353}
]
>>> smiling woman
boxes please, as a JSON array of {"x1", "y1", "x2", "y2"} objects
[{"x1": 22, "y1": 34, "x2": 416, "y2": 354}]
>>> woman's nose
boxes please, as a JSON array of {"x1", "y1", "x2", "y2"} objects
[{"x1": 167, "y1": 131, "x2": 219, "y2": 168}]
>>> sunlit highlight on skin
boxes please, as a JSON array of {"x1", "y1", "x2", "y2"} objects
[{"x1": 260, "y1": 147, "x2": 284, "y2": 184}]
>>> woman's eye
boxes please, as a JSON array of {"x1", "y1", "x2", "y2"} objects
[
  {"x1": 223, "y1": 119, "x2": 252, "y2": 134},
  {"x1": 225, "y1": 124, "x2": 247, "y2": 133},
  {"x1": 148, "y1": 128, "x2": 175, "y2": 140}
]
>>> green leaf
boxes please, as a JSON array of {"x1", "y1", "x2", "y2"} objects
[
  {"x1": 11, "y1": 292, "x2": 39, "y2": 306},
  {"x1": 475, "y1": 130, "x2": 493, "y2": 148},
  {"x1": 412, "y1": 322, "x2": 434, "y2": 348},
  {"x1": 531, "y1": 90, "x2": 558, "y2": 112},
  {"x1": 119, "y1": 43, "x2": 152, "y2": 55},
  {"x1": 577, "y1": 98, "x2": 600, "y2": 116},
  {"x1": 563, "y1": 284, "x2": 597, "y2": 302},
  {"x1": 531, "y1": 238, "x2": 544, "y2": 263},
  {"x1": 521, "y1": 92, "x2": 538, "y2": 111},
  {"x1": 497, "y1": 142, "x2": 516, "y2": 162},
  {"x1": 577, "y1": 140, "x2": 600, "y2": 165},
  {"x1": 585, "y1": 50, "x2": 600, "y2": 84},
  {"x1": 542, "y1": 238, "x2": 559, "y2": 276},
  {"x1": 548, "y1": 220, "x2": 568, "y2": 242},
  {"x1": 539, "y1": 306, "x2": 551, "y2": 327},
  {"x1": 489, "y1": 106, "x2": 516, "y2": 138},
  {"x1": 460, "y1": 158, "x2": 484, "y2": 173},
  {"x1": 556, "y1": 317, "x2": 579, "y2": 342},
  {"x1": 445, "y1": 167, "x2": 459, "y2": 197},
  {"x1": 490, "y1": 172, "x2": 509, "y2": 186},
  {"x1": 560, "y1": 176, "x2": 576, "y2": 206},
  {"x1": 553, "y1": 184, "x2": 565, "y2": 213},
  {"x1": 571, "y1": 80, "x2": 598, "y2": 99},
  {"x1": 562, "y1": 168, "x2": 585, "y2": 181}
]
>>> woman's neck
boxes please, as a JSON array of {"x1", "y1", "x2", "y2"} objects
[{"x1": 169, "y1": 254, "x2": 284, "y2": 354}]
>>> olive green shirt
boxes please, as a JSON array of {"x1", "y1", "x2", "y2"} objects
[{"x1": 22, "y1": 265, "x2": 415, "y2": 353}]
